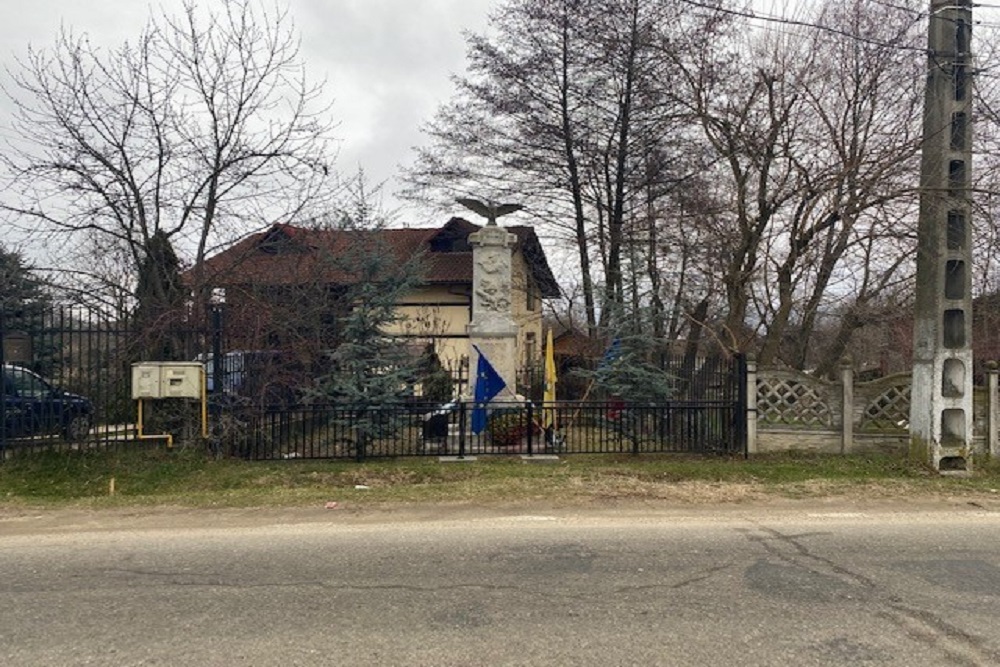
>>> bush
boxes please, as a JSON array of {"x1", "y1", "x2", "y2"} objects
[
  {"x1": 486, "y1": 409, "x2": 537, "y2": 448},
  {"x1": 421, "y1": 368, "x2": 454, "y2": 403}
]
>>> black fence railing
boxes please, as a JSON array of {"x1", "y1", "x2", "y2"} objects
[
  {"x1": 3, "y1": 304, "x2": 747, "y2": 460},
  {"x1": 1, "y1": 306, "x2": 208, "y2": 459},
  {"x1": 208, "y1": 398, "x2": 746, "y2": 460}
]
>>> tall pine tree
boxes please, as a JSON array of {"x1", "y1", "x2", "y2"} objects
[
  {"x1": 309, "y1": 180, "x2": 427, "y2": 457},
  {"x1": 0, "y1": 244, "x2": 49, "y2": 326}
]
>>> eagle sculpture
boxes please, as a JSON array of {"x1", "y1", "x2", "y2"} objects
[{"x1": 455, "y1": 198, "x2": 523, "y2": 226}]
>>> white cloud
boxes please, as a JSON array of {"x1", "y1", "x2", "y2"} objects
[{"x1": 0, "y1": 0, "x2": 495, "y2": 229}]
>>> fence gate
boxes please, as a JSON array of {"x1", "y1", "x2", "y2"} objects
[{"x1": 657, "y1": 352, "x2": 748, "y2": 456}]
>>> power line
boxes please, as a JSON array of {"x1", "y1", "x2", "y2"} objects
[
  {"x1": 676, "y1": 0, "x2": 929, "y2": 53},
  {"x1": 868, "y1": 0, "x2": 926, "y2": 18}
]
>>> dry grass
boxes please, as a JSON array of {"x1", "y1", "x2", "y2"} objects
[{"x1": 2, "y1": 448, "x2": 1000, "y2": 510}]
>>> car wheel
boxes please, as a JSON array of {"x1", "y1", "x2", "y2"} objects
[{"x1": 63, "y1": 414, "x2": 92, "y2": 441}]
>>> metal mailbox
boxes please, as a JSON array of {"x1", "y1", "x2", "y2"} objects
[{"x1": 131, "y1": 362, "x2": 204, "y2": 399}]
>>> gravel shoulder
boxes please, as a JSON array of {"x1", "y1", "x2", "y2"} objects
[{"x1": 3, "y1": 484, "x2": 1000, "y2": 536}]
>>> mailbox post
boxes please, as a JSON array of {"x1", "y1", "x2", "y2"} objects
[{"x1": 130, "y1": 362, "x2": 207, "y2": 448}]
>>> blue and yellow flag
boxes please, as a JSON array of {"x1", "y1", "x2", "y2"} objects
[{"x1": 471, "y1": 346, "x2": 507, "y2": 434}]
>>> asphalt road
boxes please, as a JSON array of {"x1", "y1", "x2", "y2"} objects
[{"x1": 3, "y1": 502, "x2": 1000, "y2": 666}]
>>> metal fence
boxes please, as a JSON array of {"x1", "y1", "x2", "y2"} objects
[
  {"x1": 1, "y1": 306, "x2": 208, "y2": 458},
  {"x1": 2, "y1": 304, "x2": 747, "y2": 460},
  {"x1": 208, "y1": 398, "x2": 746, "y2": 460},
  {"x1": 209, "y1": 346, "x2": 748, "y2": 460}
]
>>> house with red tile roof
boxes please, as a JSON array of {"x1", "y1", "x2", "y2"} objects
[{"x1": 197, "y1": 217, "x2": 560, "y2": 374}]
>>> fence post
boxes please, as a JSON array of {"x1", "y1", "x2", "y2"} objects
[
  {"x1": 525, "y1": 399, "x2": 534, "y2": 456},
  {"x1": 632, "y1": 407, "x2": 640, "y2": 456},
  {"x1": 745, "y1": 354, "x2": 757, "y2": 456},
  {"x1": 988, "y1": 361, "x2": 999, "y2": 460},
  {"x1": 458, "y1": 400, "x2": 467, "y2": 459},
  {"x1": 355, "y1": 409, "x2": 366, "y2": 463},
  {"x1": 840, "y1": 356, "x2": 854, "y2": 455},
  {"x1": 211, "y1": 306, "x2": 223, "y2": 397},
  {"x1": 0, "y1": 309, "x2": 5, "y2": 460}
]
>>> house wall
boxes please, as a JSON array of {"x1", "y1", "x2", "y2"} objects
[
  {"x1": 387, "y1": 284, "x2": 470, "y2": 367},
  {"x1": 213, "y1": 247, "x2": 545, "y2": 374},
  {"x1": 383, "y1": 247, "x2": 543, "y2": 370},
  {"x1": 511, "y1": 250, "x2": 544, "y2": 369}
]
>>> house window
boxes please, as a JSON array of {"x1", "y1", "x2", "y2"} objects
[
  {"x1": 526, "y1": 281, "x2": 538, "y2": 312},
  {"x1": 525, "y1": 332, "x2": 537, "y2": 366},
  {"x1": 430, "y1": 231, "x2": 471, "y2": 252}
]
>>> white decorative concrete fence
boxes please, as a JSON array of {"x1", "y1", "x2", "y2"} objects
[{"x1": 749, "y1": 360, "x2": 1000, "y2": 457}]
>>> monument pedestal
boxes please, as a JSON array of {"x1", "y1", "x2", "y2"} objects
[{"x1": 467, "y1": 223, "x2": 519, "y2": 395}]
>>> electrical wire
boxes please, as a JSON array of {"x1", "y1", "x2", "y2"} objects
[{"x1": 676, "y1": 0, "x2": 930, "y2": 52}]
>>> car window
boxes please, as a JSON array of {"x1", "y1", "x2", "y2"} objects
[{"x1": 7, "y1": 368, "x2": 52, "y2": 398}]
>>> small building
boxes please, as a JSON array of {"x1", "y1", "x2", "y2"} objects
[{"x1": 197, "y1": 218, "x2": 560, "y2": 373}]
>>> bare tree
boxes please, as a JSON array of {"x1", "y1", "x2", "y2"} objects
[
  {"x1": 406, "y1": 0, "x2": 933, "y2": 369},
  {"x1": 661, "y1": 0, "x2": 924, "y2": 366},
  {"x1": 403, "y1": 0, "x2": 706, "y2": 337},
  {"x1": 2, "y1": 0, "x2": 337, "y2": 315},
  {"x1": 758, "y1": 0, "x2": 924, "y2": 372}
]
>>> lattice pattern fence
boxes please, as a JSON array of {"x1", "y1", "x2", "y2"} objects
[
  {"x1": 859, "y1": 381, "x2": 911, "y2": 432},
  {"x1": 757, "y1": 369, "x2": 918, "y2": 435},
  {"x1": 756, "y1": 376, "x2": 835, "y2": 428},
  {"x1": 752, "y1": 365, "x2": 1000, "y2": 456}
]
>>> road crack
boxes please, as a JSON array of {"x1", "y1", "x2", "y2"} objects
[{"x1": 739, "y1": 523, "x2": 1000, "y2": 666}]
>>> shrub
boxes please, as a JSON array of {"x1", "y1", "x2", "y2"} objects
[
  {"x1": 421, "y1": 368, "x2": 454, "y2": 403},
  {"x1": 486, "y1": 409, "x2": 537, "y2": 448}
]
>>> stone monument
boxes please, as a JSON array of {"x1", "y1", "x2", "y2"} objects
[{"x1": 457, "y1": 198, "x2": 522, "y2": 394}]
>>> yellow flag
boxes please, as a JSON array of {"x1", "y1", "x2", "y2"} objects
[{"x1": 543, "y1": 328, "x2": 557, "y2": 429}]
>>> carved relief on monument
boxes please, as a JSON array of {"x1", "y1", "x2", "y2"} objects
[
  {"x1": 475, "y1": 279, "x2": 511, "y2": 312},
  {"x1": 474, "y1": 250, "x2": 513, "y2": 313},
  {"x1": 476, "y1": 253, "x2": 504, "y2": 276}
]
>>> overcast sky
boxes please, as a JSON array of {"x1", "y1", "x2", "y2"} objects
[{"x1": 0, "y1": 0, "x2": 497, "y2": 225}]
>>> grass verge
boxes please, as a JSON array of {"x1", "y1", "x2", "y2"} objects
[{"x1": 3, "y1": 447, "x2": 1000, "y2": 510}]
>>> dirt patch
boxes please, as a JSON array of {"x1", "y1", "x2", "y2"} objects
[{"x1": 3, "y1": 480, "x2": 1000, "y2": 536}]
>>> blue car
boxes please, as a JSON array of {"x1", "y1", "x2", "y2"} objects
[{"x1": 1, "y1": 364, "x2": 94, "y2": 441}]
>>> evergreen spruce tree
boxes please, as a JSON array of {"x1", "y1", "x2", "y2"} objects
[
  {"x1": 416, "y1": 343, "x2": 454, "y2": 404},
  {"x1": 593, "y1": 337, "x2": 677, "y2": 404},
  {"x1": 0, "y1": 244, "x2": 51, "y2": 368},
  {"x1": 310, "y1": 180, "x2": 426, "y2": 457},
  {"x1": 0, "y1": 244, "x2": 50, "y2": 320},
  {"x1": 133, "y1": 231, "x2": 186, "y2": 360},
  {"x1": 590, "y1": 306, "x2": 678, "y2": 405}
]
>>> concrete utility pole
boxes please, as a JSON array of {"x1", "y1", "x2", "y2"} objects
[{"x1": 910, "y1": 0, "x2": 974, "y2": 472}]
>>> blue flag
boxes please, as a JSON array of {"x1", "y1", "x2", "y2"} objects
[
  {"x1": 598, "y1": 338, "x2": 622, "y2": 371},
  {"x1": 471, "y1": 346, "x2": 507, "y2": 434}
]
